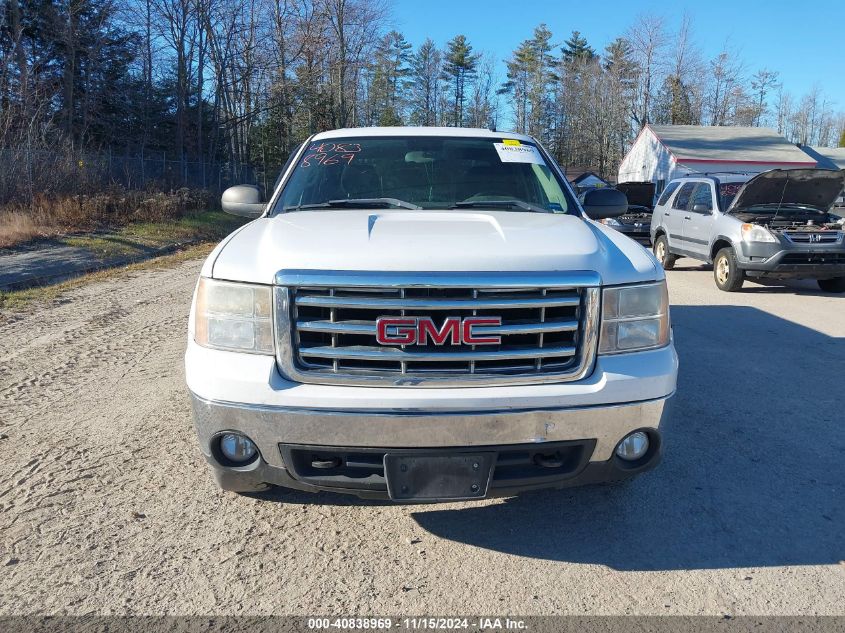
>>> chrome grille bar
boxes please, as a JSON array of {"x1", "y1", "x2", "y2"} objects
[
  {"x1": 298, "y1": 345, "x2": 577, "y2": 362},
  {"x1": 276, "y1": 270, "x2": 601, "y2": 288},
  {"x1": 296, "y1": 318, "x2": 579, "y2": 336},
  {"x1": 295, "y1": 294, "x2": 581, "y2": 310}
]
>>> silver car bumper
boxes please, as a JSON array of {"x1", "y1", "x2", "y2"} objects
[{"x1": 190, "y1": 392, "x2": 673, "y2": 497}]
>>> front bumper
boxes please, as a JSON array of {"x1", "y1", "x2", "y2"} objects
[
  {"x1": 190, "y1": 392, "x2": 673, "y2": 498},
  {"x1": 186, "y1": 338, "x2": 677, "y2": 500},
  {"x1": 738, "y1": 241, "x2": 845, "y2": 278}
]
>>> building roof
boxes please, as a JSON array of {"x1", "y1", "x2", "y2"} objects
[
  {"x1": 571, "y1": 171, "x2": 610, "y2": 186},
  {"x1": 647, "y1": 124, "x2": 816, "y2": 165},
  {"x1": 799, "y1": 146, "x2": 845, "y2": 170}
]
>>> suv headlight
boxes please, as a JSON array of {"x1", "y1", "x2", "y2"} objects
[
  {"x1": 194, "y1": 278, "x2": 273, "y2": 354},
  {"x1": 599, "y1": 281, "x2": 670, "y2": 354},
  {"x1": 741, "y1": 223, "x2": 777, "y2": 243},
  {"x1": 600, "y1": 217, "x2": 622, "y2": 226}
]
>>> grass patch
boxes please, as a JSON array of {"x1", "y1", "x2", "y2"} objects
[
  {"x1": 47, "y1": 210, "x2": 245, "y2": 260},
  {"x1": 119, "y1": 210, "x2": 245, "y2": 245},
  {"x1": 0, "y1": 242, "x2": 217, "y2": 313},
  {"x1": 59, "y1": 235, "x2": 147, "y2": 258}
]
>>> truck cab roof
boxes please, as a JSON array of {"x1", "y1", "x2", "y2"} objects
[{"x1": 311, "y1": 126, "x2": 536, "y2": 143}]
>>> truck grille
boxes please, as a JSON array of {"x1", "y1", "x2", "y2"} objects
[{"x1": 274, "y1": 271, "x2": 600, "y2": 387}]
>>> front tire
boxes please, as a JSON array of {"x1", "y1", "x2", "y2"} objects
[
  {"x1": 713, "y1": 247, "x2": 744, "y2": 292},
  {"x1": 653, "y1": 235, "x2": 677, "y2": 270},
  {"x1": 818, "y1": 277, "x2": 845, "y2": 293}
]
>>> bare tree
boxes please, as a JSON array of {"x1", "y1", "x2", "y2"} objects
[
  {"x1": 627, "y1": 14, "x2": 667, "y2": 128},
  {"x1": 705, "y1": 45, "x2": 744, "y2": 125},
  {"x1": 750, "y1": 69, "x2": 778, "y2": 126}
]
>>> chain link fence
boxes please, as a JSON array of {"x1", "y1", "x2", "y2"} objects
[{"x1": 0, "y1": 148, "x2": 267, "y2": 205}]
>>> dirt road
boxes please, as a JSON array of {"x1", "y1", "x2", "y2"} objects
[{"x1": 1, "y1": 258, "x2": 843, "y2": 615}]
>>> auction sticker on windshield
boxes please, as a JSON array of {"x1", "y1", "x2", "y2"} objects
[{"x1": 494, "y1": 141, "x2": 545, "y2": 164}]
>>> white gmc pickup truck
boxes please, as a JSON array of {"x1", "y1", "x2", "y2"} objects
[{"x1": 185, "y1": 127, "x2": 678, "y2": 502}]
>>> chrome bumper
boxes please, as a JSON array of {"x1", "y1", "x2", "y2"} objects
[{"x1": 190, "y1": 391, "x2": 673, "y2": 467}]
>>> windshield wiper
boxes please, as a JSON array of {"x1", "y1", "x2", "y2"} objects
[
  {"x1": 451, "y1": 199, "x2": 551, "y2": 213},
  {"x1": 286, "y1": 198, "x2": 422, "y2": 211}
]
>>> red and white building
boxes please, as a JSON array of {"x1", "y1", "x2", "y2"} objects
[{"x1": 617, "y1": 124, "x2": 817, "y2": 194}]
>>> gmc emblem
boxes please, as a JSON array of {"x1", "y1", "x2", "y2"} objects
[{"x1": 376, "y1": 316, "x2": 502, "y2": 346}]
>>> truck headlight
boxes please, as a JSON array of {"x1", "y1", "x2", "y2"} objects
[
  {"x1": 741, "y1": 223, "x2": 777, "y2": 243},
  {"x1": 194, "y1": 278, "x2": 273, "y2": 354},
  {"x1": 599, "y1": 281, "x2": 670, "y2": 354}
]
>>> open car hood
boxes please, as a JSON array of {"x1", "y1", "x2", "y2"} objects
[
  {"x1": 616, "y1": 182, "x2": 656, "y2": 209},
  {"x1": 727, "y1": 169, "x2": 845, "y2": 213}
]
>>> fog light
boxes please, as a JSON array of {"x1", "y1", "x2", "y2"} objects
[
  {"x1": 615, "y1": 431, "x2": 649, "y2": 461},
  {"x1": 219, "y1": 433, "x2": 257, "y2": 464}
]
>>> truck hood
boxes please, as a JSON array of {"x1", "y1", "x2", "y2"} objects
[
  {"x1": 728, "y1": 168, "x2": 845, "y2": 212},
  {"x1": 209, "y1": 210, "x2": 659, "y2": 286},
  {"x1": 616, "y1": 182, "x2": 656, "y2": 210}
]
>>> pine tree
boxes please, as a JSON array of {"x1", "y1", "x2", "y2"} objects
[
  {"x1": 561, "y1": 31, "x2": 595, "y2": 65},
  {"x1": 378, "y1": 30, "x2": 413, "y2": 124},
  {"x1": 500, "y1": 24, "x2": 556, "y2": 137},
  {"x1": 654, "y1": 75, "x2": 694, "y2": 125},
  {"x1": 443, "y1": 35, "x2": 479, "y2": 126},
  {"x1": 410, "y1": 39, "x2": 443, "y2": 126},
  {"x1": 501, "y1": 40, "x2": 535, "y2": 133}
]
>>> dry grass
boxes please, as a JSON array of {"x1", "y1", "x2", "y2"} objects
[
  {"x1": 0, "y1": 188, "x2": 213, "y2": 249},
  {"x1": 0, "y1": 210, "x2": 43, "y2": 247},
  {"x1": 0, "y1": 210, "x2": 245, "y2": 313},
  {"x1": 0, "y1": 242, "x2": 216, "y2": 314}
]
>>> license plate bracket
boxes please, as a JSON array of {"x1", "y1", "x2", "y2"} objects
[{"x1": 384, "y1": 452, "x2": 495, "y2": 502}]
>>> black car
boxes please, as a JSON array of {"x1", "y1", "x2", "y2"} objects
[{"x1": 603, "y1": 181, "x2": 656, "y2": 245}]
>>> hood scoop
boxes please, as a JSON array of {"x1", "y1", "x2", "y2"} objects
[{"x1": 366, "y1": 212, "x2": 506, "y2": 241}]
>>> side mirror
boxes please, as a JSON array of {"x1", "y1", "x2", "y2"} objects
[
  {"x1": 221, "y1": 185, "x2": 265, "y2": 218},
  {"x1": 582, "y1": 188, "x2": 628, "y2": 220},
  {"x1": 692, "y1": 203, "x2": 711, "y2": 214}
]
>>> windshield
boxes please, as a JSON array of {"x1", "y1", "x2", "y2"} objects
[{"x1": 273, "y1": 136, "x2": 574, "y2": 214}]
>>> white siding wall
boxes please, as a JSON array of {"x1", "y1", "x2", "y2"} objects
[
  {"x1": 617, "y1": 127, "x2": 675, "y2": 191},
  {"x1": 618, "y1": 126, "x2": 819, "y2": 192}
]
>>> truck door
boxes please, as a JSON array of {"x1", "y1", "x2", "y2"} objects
[
  {"x1": 666, "y1": 182, "x2": 696, "y2": 251},
  {"x1": 683, "y1": 183, "x2": 717, "y2": 260}
]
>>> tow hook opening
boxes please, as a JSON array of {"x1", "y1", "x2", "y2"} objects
[
  {"x1": 533, "y1": 452, "x2": 565, "y2": 469},
  {"x1": 311, "y1": 456, "x2": 342, "y2": 470}
]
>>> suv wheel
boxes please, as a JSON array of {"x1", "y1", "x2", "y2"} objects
[
  {"x1": 817, "y1": 277, "x2": 845, "y2": 293},
  {"x1": 653, "y1": 235, "x2": 677, "y2": 270},
  {"x1": 713, "y1": 247, "x2": 744, "y2": 292}
]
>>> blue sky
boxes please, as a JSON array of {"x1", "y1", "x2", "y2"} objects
[{"x1": 391, "y1": 0, "x2": 844, "y2": 113}]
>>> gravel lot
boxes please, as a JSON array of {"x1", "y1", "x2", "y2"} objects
[{"x1": 1, "y1": 257, "x2": 843, "y2": 615}]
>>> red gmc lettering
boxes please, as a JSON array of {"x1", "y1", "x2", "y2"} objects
[
  {"x1": 418, "y1": 317, "x2": 461, "y2": 345},
  {"x1": 376, "y1": 318, "x2": 417, "y2": 345},
  {"x1": 375, "y1": 317, "x2": 502, "y2": 345},
  {"x1": 462, "y1": 317, "x2": 502, "y2": 344}
]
